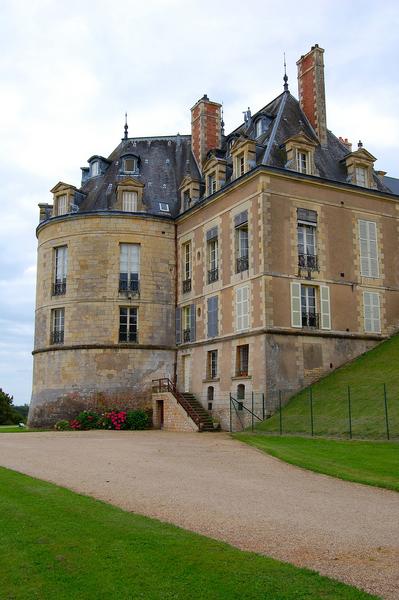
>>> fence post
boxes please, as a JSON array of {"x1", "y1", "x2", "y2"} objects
[
  {"x1": 279, "y1": 390, "x2": 283, "y2": 435},
  {"x1": 262, "y1": 393, "x2": 265, "y2": 421},
  {"x1": 347, "y1": 386, "x2": 352, "y2": 440},
  {"x1": 251, "y1": 392, "x2": 254, "y2": 431},
  {"x1": 229, "y1": 393, "x2": 232, "y2": 433},
  {"x1": 383, "y1": 383, "x2": 390, "y2": 440},
  {"x1": 309, "y1": 387, "x2": 314, "y2": 437}
]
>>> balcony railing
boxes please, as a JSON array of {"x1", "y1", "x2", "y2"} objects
[
  {"x1": 119, "y1": 278, "x2": 140, "y2": 295},
  {"x1": 236, "y1": 369, "x2": 249, "y2": 377},
  {"x1": 182, "y1": 279, "x2": 192, "y2": 293},
  {"x1": 119, "y1": 330, "x2": 138, "y2": 343},
  {"x1": 207, "y1": 268, "x2": 219, "y2": 284},
  {"x1": 183, "y1": 328, "x2": 191, "y2": 343},
  {"x1": 298, "y1": 253, "x2": 319, "y2": 271},
  {"x1": 302, "y1": 312, "x2": 319, "y2": 328},
  {"x1": 236, "y1": 255, "x2": 249, "y2": 273},
  {"x1": 53, "y1": 281, "x2": 66, "y2": 296},
  {"x1": 51, "y1": 330, "x2": 64, "y2": 344}
]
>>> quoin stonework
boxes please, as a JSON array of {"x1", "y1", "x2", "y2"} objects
[{"x1": 29, "y1": 44, "x2": 399, "y2": 430}]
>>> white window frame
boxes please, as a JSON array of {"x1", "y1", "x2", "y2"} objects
[
  {"x1": 91, "y1": 161, "x2": 99, "y2": 177},
  {"x1": 358, "y1": 220, "x2": 379, "y2": 278},
  {"x1": 297, "y1": 150, "x2": 309, "y2": 174},
  {"x1": 355, "y1": 166, "x2": 368, "y2": 187},
  {"x1": 363, "y1": 291, "x2": 381, "y2": 333},
  {"x1": 119, "y1": 243, "x2": 140, "y2": 292},
  {"x1": 236, "y1": 285, "x2": 249, "y2": 331},
  {"x1": 124, "y1": 157, "x2": 136, "y2": 173},
  {"x1": 122, "y1": 191, "x2": 138, "y2": 212},
  {"x1": 183, "y1": 242, "x2": 192, "y2": 282},
  {"x1": 159, "y1": 202, "x2": 169, "y2": 212},
  {"x1": 54, "y1": 246, "x2": 68, "y2": 294},
  {"x1": 56, "y1": 195, "x2": 68, "y2": 216}
]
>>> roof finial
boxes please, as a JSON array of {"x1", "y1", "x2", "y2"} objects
[
  {"x1": 124, "y1": 112, "x2": 128, "y2": 140},
  {"x1": 283, "y1": 52, "x2": 289, "y2": 92},
  {"x1": 358, "y1": 140, "x2": 363, "y2": 149},
  {"x1": 221, "y1": 101, "x2": 225, "y2": 137}
]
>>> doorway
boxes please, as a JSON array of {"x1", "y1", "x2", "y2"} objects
[{"x1": 182, "y1": 355, "x2": 191, "y2": 392}]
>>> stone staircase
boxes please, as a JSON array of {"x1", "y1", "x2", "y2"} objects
[{"x1": 180, "y1": 392, "x2": 216, "y2": 432}]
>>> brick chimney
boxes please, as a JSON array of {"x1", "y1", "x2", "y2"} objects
[
  {"x1": 297, "y1": 44, "x2": 327, "y2": 147},
  {"x1": 191, "y1": 94, "x2": 222, "y2": 171}
]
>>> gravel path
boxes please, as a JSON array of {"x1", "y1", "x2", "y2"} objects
[{"x1": 0, "y1": 431, "x2": 398, "y2": 599}]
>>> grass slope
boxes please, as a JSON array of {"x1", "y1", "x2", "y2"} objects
[
  {"x1": 0, "y1": 467, "x2": 376, "y2": 600},
  {"x1": 258, "y1": 334, "x2": 399, "y2": 439},
  {"x1": 235, "y1": 435, "x2": 399, "y2": 492}
]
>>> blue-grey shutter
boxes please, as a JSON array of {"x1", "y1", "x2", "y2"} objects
[
  {"x1": 175, "y1": 307, "x2": 181, "y2": 344},
  {"x1": 190, "y1": 304, "x2": 196, "y2": 342},
  {"x1": 206, "y1": 226, "x2": 218, "y2": 241},
  {"x1": 234, "y1": 210, "x2": 248, "y2": 228},
  {"x1": 207, "y1": 296, "x2": 218, "y2": 338}
]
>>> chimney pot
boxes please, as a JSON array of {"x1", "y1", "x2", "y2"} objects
[{"x1": 191, "y1": 95, "x2": 222, "y2": 171}]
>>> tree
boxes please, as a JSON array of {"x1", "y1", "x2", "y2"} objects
[
  {"x1": 0, "y1": 389, "x2": 20, "y2": 425},
  {"x1": 13, "y1": 404, "x2": 30, "y2": 422}
]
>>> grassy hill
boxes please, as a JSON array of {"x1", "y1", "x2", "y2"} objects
[{"x1": 257, "y1": 334, "x2": 399, "y2": 439}]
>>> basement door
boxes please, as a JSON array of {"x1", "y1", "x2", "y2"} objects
[{"x1": 182, "y1": 355, "x2": 191, "y2": 393}]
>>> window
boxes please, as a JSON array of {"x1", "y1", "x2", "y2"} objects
[
  {"x1": 123, "y1": 157, "x2": 136, "y2": 173},
  {"x1": 208, "y1": 173, "x2": 216, "y2": 195},
  {"x1": 119, "y1": 244, "x2": 140, "y2": 294},
  {"x1": 207, "y1": 386, "x2": 214, "y2": 411},
  {"x1": 182, "y1": 242, "x2": 192, "y2": 293},
  {"x1": 297, "y1": 150, "x2": 309, "y2": 174},
  {"x1": 182, "y1": 305, "x2": 191, "y2": 342},
  {"x1": 355, "y1": 166, "x2": 367, "y2": 187},
  {"x1": 255, "y1": 119, "x2": 264, "y2": 138},
  {"x1": 207, "y1": 350, "x2": 218, "y2": 379},
  {"x1": 53, "y1": 246, "x2": 67, "y2": 295},
  {"x1": 363, "y1": 291, "x2": 381, "y2": 333},
  {"x1": 91, "y1": 161, "x2": 100, "y2": 177},
  {"x1": 237, "y1": 384, "x2": 245, "y2": 405},
  {"x1": 236, "y1": 285, "x2": 249, "y2": 331},
  {"x1": 297, "y1": 209, "x2": 318, "y2": 271},
  {"x1": 51, "y1": 308, "x2": 64, "y2": 344},
  {"x1": 159, "y1": 202, "x2": 169, "y2": 212},
  {"x1": 207, "y1": 296, "x2": 218, "y2": 337},
  {"x1": 359, "y1": 220, "x2": 379, "y2": 278},
  {"x1": 119, "y1": 307, "x2": 138, "y2": 342},
  {"x1": 235, "y1": 211, "x2": 249, "y2": 273},
  {"x1": 56, "y1": 195, "x2": 68, "y2": 216},
  {"x1": 183, "y1": 190, "x2": 191, "y2": 211},
  {"x1": 236, "y1": 345, "x2": 249, "y2": 377},
  {"x1": 122, "y1": 191, "x2": 138, "y2": 212},
  {"x1": 237, "y1": 154, "x2": 245, "y2": 177},
  {"x1": 206, "y1": 228, "x2": 218, "y2": 283},
  {"x1": 290, "y1": 282, "x2": 330, "y2": 330},
  {"x1": 176, "y1": 304, "x2": 195, "y2": 344}
]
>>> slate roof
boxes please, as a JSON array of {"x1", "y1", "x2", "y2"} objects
[{"x1": 73, "y1": 90, "x2": 398, "y2": 219}]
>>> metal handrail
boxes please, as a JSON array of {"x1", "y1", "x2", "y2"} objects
[
  {"x1": 152, "y1": 378, "x2": 205, "y2": 428},
  {"x1": 302, "y1": 312, "x2": 320, "y2": 328},
  {"x1": 298, "y1": 253, "x2": 319, "y2": 271},
  {"x1": 236, "y1": 256, "x2": 249, "y2": 273},
  {"x1": 182, "y1": 279, "x2": 192, "y2": 293},
  {"x1": 207, "y1": 268, "x2": 219, "y2": 284}
]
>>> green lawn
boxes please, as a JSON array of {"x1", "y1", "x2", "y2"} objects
[
  {"x1": 258, "y1": 334, "x2": 399, "y2": 439},
  {"x1": 235, "y1": 434, "x2": 399, "y2": 492},
  {"x1": 0, "y1": 425, "x2": 39, "y2": 433},
  {"x1": 0, "y1": 467, "x2": 376, "y2": 600}
]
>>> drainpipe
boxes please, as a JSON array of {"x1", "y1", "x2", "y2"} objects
[{"x1": 173, "y1": 221, "x2": 178, "y2": 386}]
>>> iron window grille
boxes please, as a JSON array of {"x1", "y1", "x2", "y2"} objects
[
  {"x1": 236, "y1": 256, "x2": 249, "y2": 273},
  {"x1": 182, "y1": 279, "x2": 192, "y2": 293},
  {"x1": 51, "y1": 330, "x2": 64, "y2": 344},
  {"x1": 207, "y1": 268, "x2": 219, "y2": 284},
  {"x1": 298, "y1": 253, "x2": 319, "y2": 271},
  {"x1": 119, "y1": 276, "x2": 140, "y2": 295},
  {"x1": 53, "y1": 280, "x2": 66, "y2": 295},
  {"x1": 301, "y1": 311, "x2": 320, "y2": 328},
  {"x1": 183, "y1": 328, "x2": 191, "y2": 343}
]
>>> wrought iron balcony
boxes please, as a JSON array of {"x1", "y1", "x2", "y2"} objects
[
  {"x1": 236, "y1": 369, "x2": 249, "y2": 377},
  {"x1": 51, "y1": 330, "x2": 64, "y2": 344},
  {"x1": 119, "y1": 278, "x2": 140, "y2": 295},
  {"x1": 53, "y1": 281, "x2": 66, "y2": 296},
  {"x1": 298, "y1": 253, "x2": 319, "y2": 271},
  {"x1": 183, "y1": 328, "x2": 191, "y2": 342},
  {"x1": 119, "y1": 330, "x2": 138, "y2": 343},
  {"x1": 236, "y1": 255, "x2": 249, "y2": 273},
  {"x1": 301, "y1": 311, "x2": 319, "y2": 328},
  {"x1": 207, "y1": 268, "x2": 219, "y2": 284},
  {"x1": 182, "y1": 279, "x2": 192, "y2": 293}
]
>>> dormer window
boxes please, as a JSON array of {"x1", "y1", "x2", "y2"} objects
[
  {"x1": 237, "y1": 154, "x2": 245, "y2": 177},
  {"x1": 122, "y1": 191, "x2": 137, "y2": 212},
  {"x1": 342, "y1": 147, "x2": 376, "y2": 190},
  {"x1": 159, "y1": 202, "x2": 170, "y2": 212},
  {"x1": 124, "y1": 157, "x2": 137, "y2": 173},
  {"x1": 355, "y1": 166, "x2": 367, "y2": 187},
  {"x1": 284, "y1": 133, "x2": 318, "y2": 176},
  {"x1": 208, "y1": 173, "x2": 217, "y2": 195},
  {"x1": 91, "y1": 161, "x2": 99, "y2": 177},
  {"x1": 297, "y1": 150, "x2": 309, "y2": 174},
  {"x1": 56, "y1": 195, "x2": 68, "y2": 216}
]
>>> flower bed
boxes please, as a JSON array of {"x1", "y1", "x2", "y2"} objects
[{"x1": 55, "y1": 409, "x2": 149, "y2": 431}]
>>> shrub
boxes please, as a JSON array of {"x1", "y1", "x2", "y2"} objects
[
  {"x1": 55, "y1": 420, "x2": 72, "y2": 431},
  {"x1": 99, "y1": 410, "x2": 127, "y2": 430},
  {"x1": 126, "y1": 410, "x2": 149, "y2": 430},
  {"x1": 74, "y1": 410, "x2": 100, "y2": 430}
]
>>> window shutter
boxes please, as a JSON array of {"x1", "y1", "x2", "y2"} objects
[
  {"x1": 320, "y1": 285, "x2": 331, "y2": 330},
  {"x1": 190, "y1": 304, "x2": 196, "y2": 342},
  {"x1": 291, "y1": 282, "x2": 302, "y2": 328},
  {"x1": 363, "y1": 292, "x2": 380, "y2": 333},
  {"x1": 368, "y1": 222, "x2": 379, "y2": 278},
  {"x1": 207, "y1": 296, "x2": 218, "y2": 338},
  {"x1": 236, "y1": 286, "x2": 249, "y2": 331},
  {"x1": 359, "y1": 220, "x2": 379, "y2": 278},
  {"x1": 234, "y1": 210, "x2": 248, "y2": 228},
  {"x1": 175, "y1": 307, "x2": 181, "y2": 345}
]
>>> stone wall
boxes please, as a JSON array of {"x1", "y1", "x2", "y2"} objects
[{"x1": 152, "y1": 391, "x2": 199, "y2": 432}]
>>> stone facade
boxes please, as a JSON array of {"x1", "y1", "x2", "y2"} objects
[{"x1": 152, "y1": 392, "x2": 199, "y2": 432}]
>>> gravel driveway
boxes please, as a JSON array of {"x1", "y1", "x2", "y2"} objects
[{"x1": 0, "y1": 431, "x2": 398, "y2": 599}]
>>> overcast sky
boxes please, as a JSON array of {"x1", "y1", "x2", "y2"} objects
[{"x1": 1, "y1": 0, "x2": 398, "y2": 405}]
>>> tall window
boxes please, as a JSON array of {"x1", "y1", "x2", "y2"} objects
[
  {"x1": 53, "y1": 246, "x2": 68, "y2": 295},
  {"x1": 236, "y1": 285, "x2": 249, "y2": 331},
  {"x1": 235, "y1": 211, "x2": 249, "y2": 273},
  {"x1": 207, "y1": 296, "x2": 218, "y2": 338},
  {"x1": 237, "y1": 154, "x2": 245, "y2": 177},
  {"x1": 91, "y1": 161, "x2": 99, "y2": 177},
  {"x1": 122, "y1": 191, "x2": 138, "y2": 212},
  {"x1": 359, "y1": 220, "x2": 379, "y2": 278},
  {"x1": 56, "y1": 195, "x2": 68, "y2": 216},
  {"x1": 182, "y1": 242, "x2": 192, "y2": 293},
  {"x1": 363, "y1": 291, "x2": 381, "y2": 333},
  {"x1": 119, "y1": 307, "x2": 138, "y2": 342},
  {"x1": 297, "y1": 209, "x2": 318, "y2": 271},
  {"x1": 208, "y1": 173, "x2": 217, "y2": 195},
  {"x1": 291, "y1": 282, "x2": 330, "y2": 330},
  {"x1": 183, "y1": 190, "x2": 191, "y2": 211},
  {"x1": 119, "y1": 244, "x2": 140, "y2": 294},
  {"x1": 297, "y1": 150, "x2": 309, "y2": 174},
  {"x1": 207, "y1": 227, "x2": 218, "y2": 283},
  {"x1": 301, "y1": 285, "x2": 318, "y2": 328},
  {"x1": 182, "y1": 305, "x2": 191, "y2": 342},
  {"x1": 51, "y1": 308, "x2": 64, "y2": 344},
  {"x1": 236, "y1": 345, "x2": 249, "y2": 376},
  {"x1": 207, "y1": 350, "x2": 218, "y2": 379},
  {"x1": 355, "y1": 166, "x2": 367, "y2": 187}
]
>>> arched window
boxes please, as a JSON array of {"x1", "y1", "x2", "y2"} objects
[{"x1": 207, "y1": 386, "x2": 214, "y2": 411}]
